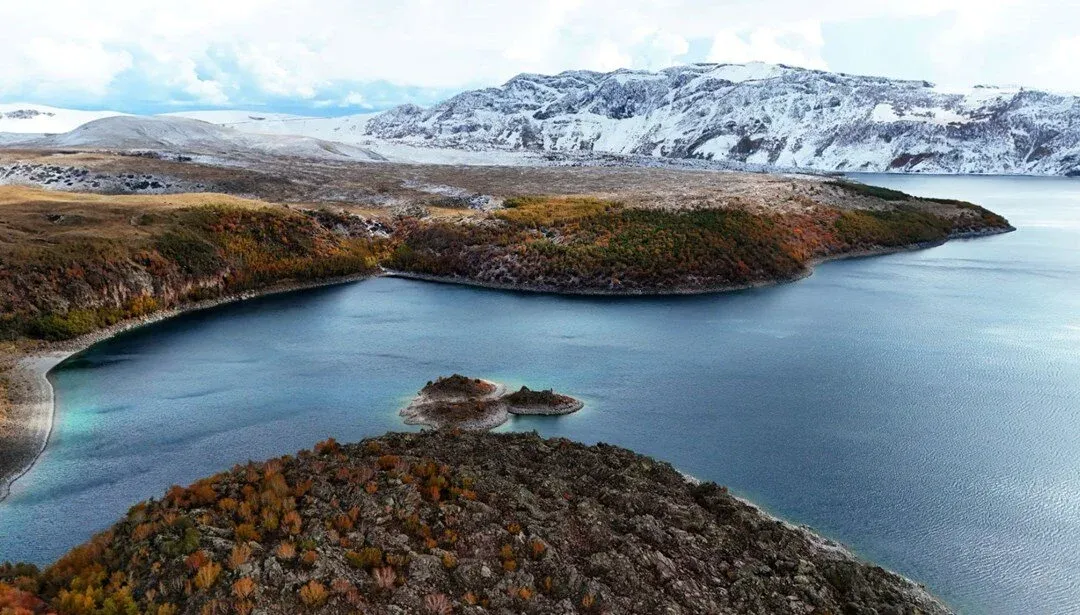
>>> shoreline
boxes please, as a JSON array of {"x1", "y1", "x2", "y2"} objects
[
  {"x1": 674, "y1": 468, "x2": 945, "y2": 606},
  {"x1": 0, "y1": 223, "x2": 1014, "y2": 503},
  {"x1": 0, "y1": 271, "x2": 376, "y2": 503},
  {"x1": 383, "y1": 224, "x2": 1015, "y2": 297}
]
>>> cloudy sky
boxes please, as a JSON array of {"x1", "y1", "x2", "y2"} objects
[{"x1": 2, "y1": 0, "x2": 1077, "y2": 115}]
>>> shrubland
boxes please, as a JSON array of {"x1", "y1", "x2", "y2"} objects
[
  {"x1": 0, "y1": 431, "x2": 951, "y2": 614},
  {"x1": 387, "y1": 193, "x2": 1011, "y2": 293},
  {"x1": 0, "y1": 189, "x2": 386, "y2": 342}
]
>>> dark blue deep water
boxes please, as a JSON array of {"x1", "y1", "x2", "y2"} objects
[{"x1": 1, "y1": 175, "x2": 1078, "y2": 613}]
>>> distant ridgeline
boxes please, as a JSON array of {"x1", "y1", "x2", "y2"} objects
[{"x1": 365, "y1": 63, "x2": 1080, "y2": 176}]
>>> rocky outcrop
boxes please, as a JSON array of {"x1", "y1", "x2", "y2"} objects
[
  {"x1": 0, "y1": 162, "x2": 210, "y2": 194},
  {"x1": 0, "y1": 431, "x2": 952, "y2": 614},
  {"x1": 400, "y1": 377, "x2": 582, "y2": 430}
]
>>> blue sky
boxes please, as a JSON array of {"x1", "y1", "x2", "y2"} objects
[{"x1": 2, "y1": 0, "x2": 1077, "y2": 116}]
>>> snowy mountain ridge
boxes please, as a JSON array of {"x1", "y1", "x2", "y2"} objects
[
  {"x1": 20, "y1": 116, "x2": 386, "y2": 162},
  {"x1": 4, "y1": 62, "x2": 1079, "y2": 174},
  {"x1": 363, "y1": 62, "x2": 1080, "y2": 175},
  {"x1": 0, "y1": 103, "x2": 127, "y2": 134}
]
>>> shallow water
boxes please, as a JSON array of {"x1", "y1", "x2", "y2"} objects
[{"x1": 2, "y1": 175, "x2": 1079, "y2": 614}]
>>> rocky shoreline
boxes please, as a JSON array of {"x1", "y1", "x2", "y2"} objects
[{"x1": 399, "y1": 377, "x2": 583, "y2": 431}]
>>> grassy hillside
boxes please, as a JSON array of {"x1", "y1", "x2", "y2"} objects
[
  {"x1": 387, "y1": 194, "x2": 1011, "y2": 293},
  {"x1": 0, "y1": 187, "x2": 386, "y2": 342},
  {"x1": 0, "y1": 182, "x2": 1013, "y2": 336}
]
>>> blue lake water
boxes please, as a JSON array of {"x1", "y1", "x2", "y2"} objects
[{"x1": 1, "y1": 175, "x2": 1079, "y2": 613}]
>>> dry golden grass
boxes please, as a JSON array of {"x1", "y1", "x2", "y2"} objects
[
  {"x1": 496, "y1": 196, "x2": 614, "y2": 226},
  {"x1": 0, "y1": 186, "x2": 283, "y2": 248},
  {"x1": 0, "y1": 185, "x2": 271, "y2": 210}
]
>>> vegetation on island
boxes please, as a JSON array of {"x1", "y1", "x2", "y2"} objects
[
  {"x1": 421, "y1": 375, "x2": 496, "y2": 399},
  {"x1": 411, "y1": 399, "x2": 503, "y2": 424},
  {"x1": 403, "y1": 377, "x2": 582, "y2": 430},
  {"x1": 0, "y1": 431, "x2": 950, "y2": 614},
  {"x1": 503, "y1": 386, "x2": 574, "y2": 408}
]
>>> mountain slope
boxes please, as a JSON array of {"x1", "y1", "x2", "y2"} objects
[
  {"x1": 0, "y1": 103, "x2": 126, "y2": 134},
  {"x1": 364, "y1": 62, "x2": 1080, "y2": 176},
  {"x1": 164, "y1": 112, "x2": 545, "y2": 165},
  {"x1": 28, "y1": 116, "x2": 385, "y2": 161},
  {"x1": 167, "y1": 110, "x2": 379, "y2": 144}
]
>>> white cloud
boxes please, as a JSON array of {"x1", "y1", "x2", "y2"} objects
[
  {"x1": 707, "y1": 22, "x2": 827, "y2": 70},
  {"x1": 12, "y1": 38, "x2": 132, "y2": 96},
  {"x1": 0, "y1": 0, "x2": 1078, "y2": 108},
  {"x1": 631, "y1": 30, "x2": 691, "y2": 71},
  {"x1": 1034, "y1": 36, "x2": 1080, "y2": 94}
]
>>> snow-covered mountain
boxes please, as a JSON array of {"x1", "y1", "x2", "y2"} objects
[
  {"x1": 164, "y1": 111, "x2": 543, "y2": 165},
  {"x1": 166, "y1": 110, "x2": 379, "y2": 144},
  {"x1": 6, "y1": 62, "x2": 1080, "y2": 174},
  {"x1": 0, "y1": 103, "x2": 126, "y2": 134},
  {"x1": 28, "y1": 116, "x2": 385, "y2": 161},
  {"x1": 363, "y1": 62, "x2": 1080, "y2": 176}
]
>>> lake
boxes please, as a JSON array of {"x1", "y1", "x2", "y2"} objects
[{"x1": 1, "y1": 175, "x2": 1078, "y2": 614}]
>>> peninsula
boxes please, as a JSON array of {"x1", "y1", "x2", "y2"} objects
[{"x1": 0, "y1": 431, "x2": 953, "y2": 614}]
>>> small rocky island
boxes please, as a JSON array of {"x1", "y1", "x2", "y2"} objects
[{"x1": 400, "y1": 375, "x2": 584, "y2": 430}]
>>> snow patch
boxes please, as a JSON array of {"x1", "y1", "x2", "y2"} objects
[
  {"x1": 870, "y1": 103, "x2": 969, "y2": 125},
  {"x1": 707, "y1": 62, "x2": 788, "y2": 83}
]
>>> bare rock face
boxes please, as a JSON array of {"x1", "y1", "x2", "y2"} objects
[
  {"x1": 1, "y1": 431, "x2": 952, "y2": 614},
  {"x1": 365, "y1": 62, "x2": 1080, "y2": 176},
  {"x1": 0, "y1": 162, "x2": 208, "y2": 194}
]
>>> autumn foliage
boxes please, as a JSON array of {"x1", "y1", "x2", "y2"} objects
[{"x1": 387, "y1": 195, "x2": 1008, "y2": 293}]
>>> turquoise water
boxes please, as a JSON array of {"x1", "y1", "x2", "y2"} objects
[{"x1": 2, "y1": 175, "x2": 1079, "y2": 613}]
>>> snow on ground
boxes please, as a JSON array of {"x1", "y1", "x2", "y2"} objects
[
  {"x1": 168, "y1": 111, "x2": 543, "y2": 165},
  {"x1": 28, "y1": 116, "x2": 386, "y2": 162},
  {"x1": 0, "y1": 104, "x2": 126, "y2": 134},
  {"x1": 162, "y1": 111, "x2": 307, "y2": 125},
  {"x1": 169, "y1": 111, "x2": 380, "y2": 144},
  {"x1": 870, "y1": 103, "x2": 970, "y2": 125},
  {"x1": 364, "y1": 141, "x2": 541, "y2": 165},
  {"x1": 705, "y1": 62, "x2": 789, "y2": 83}
]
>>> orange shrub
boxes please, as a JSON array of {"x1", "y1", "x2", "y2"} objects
[
  {"x1": 234, "y1": 523, "x2": 260, "y2": 543},
  {"x1": 232, "y1": 577, "x2": 256, "y2": 599},
  {"x1": 298, "y1": 581, "x2": 328, "y2": 608},
  {"x1": 275, "y1": 543, "x2": 296, "y2": 561},
  {"x1": 193, "y1": 562, "x2": 221, "y2": 591},
  {"x1": 228, "y1": 544, "x2": 252, "y2": 570},
  {"x1": 282, "y1": 511, "x2": 302, "y2": 536}
]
